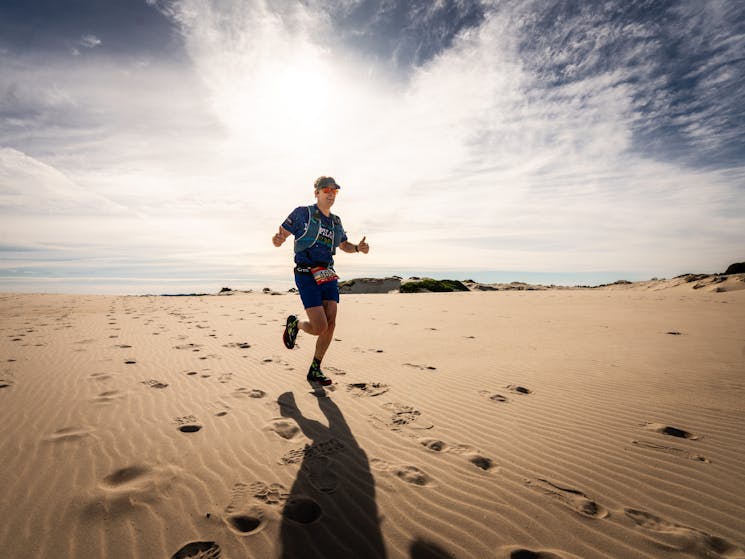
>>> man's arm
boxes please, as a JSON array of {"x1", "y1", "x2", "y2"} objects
[
  {"x1": 272, "y1": 226, "x2": 291, "y2": 247},
  {"x1": 339, "y1": 241, "x2": 357, "y2": 253},
  {"x1": 339, "y1": 236, "x2": 369, "y2": 254}
]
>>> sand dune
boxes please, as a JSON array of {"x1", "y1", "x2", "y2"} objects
[{"x1": 1, "y1": 286, "x2": 744, "y2": 559}]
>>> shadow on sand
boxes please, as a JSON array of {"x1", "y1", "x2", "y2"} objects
[{"x1": 278, "y1": 387, "x2": 387, "y2": 559}]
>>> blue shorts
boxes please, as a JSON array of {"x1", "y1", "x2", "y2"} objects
[{"x1": 294, "y1": 272, "x2": 340, "y2": 309}]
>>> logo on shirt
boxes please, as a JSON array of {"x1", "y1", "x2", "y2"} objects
[{"x1": 317, "y1": 225, "x2": 334, "y2": 248}]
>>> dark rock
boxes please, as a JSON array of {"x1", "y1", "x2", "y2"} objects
[
  {"x1": 339, "y1": 277, "x2": 401, "y2": 293},
  {"x1": 400, "y1": 279, "x2": 469, "y2": 293},
  {"x1": 724, "y1": 262, "x2": 745, "y2": 275}
]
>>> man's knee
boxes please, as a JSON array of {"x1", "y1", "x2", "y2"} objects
[{"x1": 308, "y1": 320, "x2": 328, "y2": 336}]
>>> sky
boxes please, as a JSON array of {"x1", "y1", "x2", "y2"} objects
[{"x1": 1, "y1": 0, "x2": 744, "y2": 294}]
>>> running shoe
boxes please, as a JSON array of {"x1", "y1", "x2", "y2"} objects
[
  {"x1": 283, "y1": 315, "x2": 299, "y2": 349},
  {"x1": 307, "y1": 369, "x2": 333, "y2": 386}
]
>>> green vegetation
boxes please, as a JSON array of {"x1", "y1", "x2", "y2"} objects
[{"x1": 400, "y1": 279, "x2": 470, "y2": 293}]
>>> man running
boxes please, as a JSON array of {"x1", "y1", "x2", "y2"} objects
[{"x1": 272, "y1": 176, "x2": 369, "y2": 386}]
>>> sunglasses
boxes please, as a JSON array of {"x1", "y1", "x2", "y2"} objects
[{"x1": 317, "y1": 187, "x2": 339, "y2": 194}]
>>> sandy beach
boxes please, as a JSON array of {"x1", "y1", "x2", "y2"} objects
[{"x1": 1, "y1": 283, "x2": 744, "y2": 559}]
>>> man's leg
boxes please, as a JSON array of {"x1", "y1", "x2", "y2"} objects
[
  {"x1": 298, "y1": 306, "x2": 327, "y2": 336},
  {"x1": 306, "y1": 301, "x2": 337, "y2": 385},
  {"x1": 313, "y1": 300, "x2": 337, "y2": 361}
]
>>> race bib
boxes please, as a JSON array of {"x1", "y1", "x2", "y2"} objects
[{"x1": 311, "y1": 266, "x2": 339, "y2": 285}]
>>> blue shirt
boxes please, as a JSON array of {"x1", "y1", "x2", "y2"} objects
[{"x1": 282, "y1": 205, "x2": 348, "y2": 266}]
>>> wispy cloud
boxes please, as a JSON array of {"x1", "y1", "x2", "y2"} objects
[{"x1": 79, "y1": 34, "x2": 102, "y2": 48}]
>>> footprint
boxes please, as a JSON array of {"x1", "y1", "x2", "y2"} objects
[
  {"x1": 389, "y1": 403, "x2": 432, "y2": 428},
  {"x1": 527, "y1": 478, "x2": 609, "y2": 519},
  {"x1": 174, "y1": 343, "x2": 202, "y2": 351},
  {"x1": 346, "y1": 382, "x2": 390, "y2": 397},
  {"x1": 249, "y1": 481, "x2": 289, "y2": 505},
  {"x1": 419, "y1": 438, "x2": 449, "y2": 452},
  {"x1": 262, "y1": 355, "x2": 293, "y2": 370},
  {"x1": 74, "y1": 338, "x2": 96, "y2": 345},
  {"x1": 498, "y1": 546, "x2": 583, "y2": 559},
  {"x1": 506, "y1": 385, "x2": 532, "y2": 395},
  {"x1": 223, "y1": 482, "x2": 267, "y2": 535},
  {"x1": 282, "y1": 496, "x2": 322, "y2": 524},
  {"x1": 233, "y1": 387, "x2": 266, "y2": 399},
  {"x1": 410, "y1": 539, "x2": 454, "y2": 558},
  {"x1": 468, "y1": 454, "x2": 496, "y2": 471},
  {"x1": 303, "y1": 456, "x2": 339, "y2": 494},
  {"x1": 141, "y1": 379, "x2": 169, "y2": 389},
  {"x1": 171, "y1": 541, "x2": 221, "y2": 559},
  {"x1": 419, "y1": 438, "x2": 499, "y2": 472},
  {"x1": 0, "y1": 379, "x2": 15, "y2": 389},
  {"x1": 91, "y1": 390, "x2": 125, "y2": 404},
  {"x1": 178, "y1": 424, "x2": 202, "y2": 433},
  {"x1": 91, "y1": 463, "x2": 178, "y2": 515},
  {"x1": 631, "y1": 440, "x2": 710, "y2": 463},
  {"x1": 280, "y1": 439, "x2": 345, "y2": 465},
  {"x1": 643, "y1": 423, "x2": 699, "y2": 440},
  {"x1": 44, "y1": 426, "x2": 93, "y2": 443},
  {"x1": 479, "y1": 390, "x2": 509, "y2": 403},
  {"x1": 370, "y1": 403, "x2": 433, "y2": 431},
  {"x1": 624, "y1": 508, "x2": 744, "y2": 557},
  {"x1": 222, "y1": 342, "x2": 251, "y2": 349},
  {"x1": 195, "y1": 351, "x2": 219, "y2": 361},
  {"x1": 352, "y1": 347, "x2": 384, "y2": 354},
  {"x1": 224, "y1": 507, "x2": 265, "y2": 535},
  {"x1": 395, "y1": 465, "x2": 431, "y2": 486},
  {"x1": 371, "y1": 458, "x2": 432, "y2": 486},
  {"x1": 264, "y1": 418, "x2": 300, "y2": 440},
  {"x1": 89, "y1": 372, "x2": 115, "y2": 381},
  {"x1": 403, "y1": 363, "x2": 437, "y2": 371}
]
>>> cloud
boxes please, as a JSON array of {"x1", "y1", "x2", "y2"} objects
[
  {"x1": 0, "y1": 147, "x2": 123, "y2": 215},
  {"x1": 80, "y1": 34, "x2": 102, "y2": 48},
  {"x1": 506, "y1": 0, "x2": 745, "y2": 168},
  {"x1": 1, "y1": 0, "x2": 743, "y2": 293}
]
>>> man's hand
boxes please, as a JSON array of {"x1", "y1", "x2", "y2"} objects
[
  {"x1": 273, "y1": 227, "x2": 288, "y2": 247},
  {"x1": 358, "y1": 236, "x2": 369, "y2": 254}
]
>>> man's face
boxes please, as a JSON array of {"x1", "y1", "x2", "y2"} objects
[{"x1": 315, "y1": 186, "x2": 338, "y2": 207}]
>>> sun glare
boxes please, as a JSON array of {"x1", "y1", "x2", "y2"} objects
[{"x1": 218, "y1": 51, "x2": 339, "y2": 153}]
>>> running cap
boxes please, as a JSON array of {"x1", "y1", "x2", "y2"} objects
[{"x1": 314, "y1": 176, "x2": 341, "y2": 190}]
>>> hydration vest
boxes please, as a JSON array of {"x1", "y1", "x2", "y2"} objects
[{"x1": 293, "y1": 205, "x2": 343, "y2": 254}]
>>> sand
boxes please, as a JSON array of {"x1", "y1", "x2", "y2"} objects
[{"x1": 1, "y1": 285, "x2": 744, "y2": 559}]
